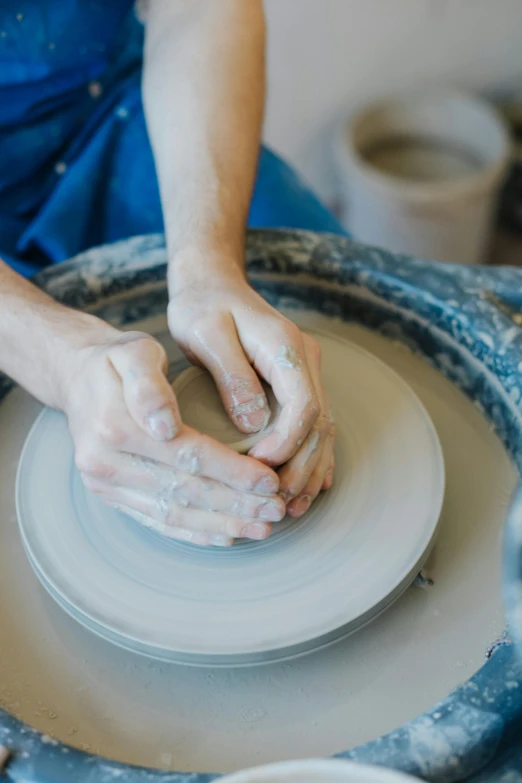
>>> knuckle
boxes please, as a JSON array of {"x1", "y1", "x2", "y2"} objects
[
  {"x1": 95, "y1": 417, "x2": 127, "y2": 449},
  {"x1": 130, "y1": 376, "x2": 167, "y2": 409},
  {"x1": 74, "y1": 446, "x2": 111, "y2": 479},
  {"x1": 116, "y1": 333, "x2": 167, "y2": 368},
  {"x1": 150, "y1": 341, "x2": 168, "y2": 371},
  {"x1": 141, "y1": 342, "x2": 167, "y2": 373}
]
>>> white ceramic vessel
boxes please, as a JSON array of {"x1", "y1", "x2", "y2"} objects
[
  {"x1": 219, "y1": 759, "x2": 423, "y2": 783},
  {"x1": 335, "y1": 87, "x2": 510, "y2": 264}
]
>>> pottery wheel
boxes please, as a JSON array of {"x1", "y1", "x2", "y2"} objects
[{"x1": 16, "y1": 330, "x2": 444, "y2": 667}]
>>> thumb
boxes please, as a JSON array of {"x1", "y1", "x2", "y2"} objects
[
  {"x1": 188, "y1": 316, "x2": 269, "y2": 434},
  {"x1": 108, "y1": 333, "x2": 182, "y2": 441}
]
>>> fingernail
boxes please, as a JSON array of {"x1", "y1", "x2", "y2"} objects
[
  {"x1": 254, "y1": 475, "x2": 278, "y2": 496},
  {"x1": 147, "y1": 407, "x2": 177, "y2": 441},
  {"x1": 233, "y1": 395, "x2": 270, "y2": 433},
  {"x1": 259, "y1": 501, "x2": 285, "y2": 522},
  {"x1": 293, "y1": 495, "x2": 312, "y2": 517},
  {"x1": 243, "y1": 522, "x2": 270, "y2": 540},
  {"x1": 238, "y1": 410, "x2": 268, "y2": 432},
  {"x1": 238, "y1": 406, "x2": 270, "y2": 433}
]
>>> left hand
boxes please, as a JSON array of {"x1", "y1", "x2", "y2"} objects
[{"x1": 168, "y1": 264, "x2": 335, "y2": 518}]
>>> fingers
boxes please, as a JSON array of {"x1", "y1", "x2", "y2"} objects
[
  {"x1": 77, "y1": 386, "x2": 280, "y2": 497},
  {"x1": 81, "y1": 461, "x2": 285, "y2": 522},
  {"x1": 91, "y1": 485, "x2": 273, "y2": 541},
  {"x1": 287, "y1": 431, "x2": 335, "y2": 518},
  {"x1": 246, "y1": 327, "x2": 321, "y2": 466},
  {"x1": 108, "y1": 332, "x2": 182, "y2": 442},
  {"x1": 188, "y1": 314, "x2": 270, "y2": 434},
  {"x1": 107, "y1": 503, "x2": 235, "y2": 547},
  {"x1": 322, "y1": 453, "x2": 335, "y2": 490},
  {"x1": 277, "y1": 421, "x2": 329, "y2": 504},
  {"x1": 277, "y1": 337, "x2": 335, "y2": 514},
  {"x1": 123, "y1": 425, "x2": 280, "y2": 496},
  {"x1": 74, "y1": 374, "x2": 280, "y2": 498}
]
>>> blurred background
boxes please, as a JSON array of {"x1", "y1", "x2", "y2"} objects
[{"x1": 263, "y1": 0, "x2": 522, "y2": 204}]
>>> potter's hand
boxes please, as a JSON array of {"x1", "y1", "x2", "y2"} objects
[
  {"x1": 168, "y1": 268, "x2": 335, "y2": 518},
  {"x1": 64, "y1": 330, "x2": 284, "y2": 546}
]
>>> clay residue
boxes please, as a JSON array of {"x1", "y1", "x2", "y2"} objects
[
  {"x1": 176, "y1": 447, "x2": 201, "y2": 475},
  {"x1": 275, "y1": 346, "x2": 303, "y2": 371},
  {"x1": 230, "y1": 394, "x2": 270, "y2": 429}
]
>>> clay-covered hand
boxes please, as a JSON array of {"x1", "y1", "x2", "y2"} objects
[
  {"x1": 168, "y1": 268, "x2": 335, "y2": 518},
  {"x1": 63, "y1": 330, "x2": 284, "y2": 546}
]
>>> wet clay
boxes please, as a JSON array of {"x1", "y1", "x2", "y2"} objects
[
  {"x1": 16, "y1": 327, "x2": 443, "y2": 665},
  {"x1": 172, "y1": 366, "x2": 279, "y2": 453}
]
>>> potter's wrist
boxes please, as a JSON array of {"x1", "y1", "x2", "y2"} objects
[
  {"x1": 167, "y1": 245, "x2": 245, "y2": 296},
  {"x1": 48, "y1": 311, "x2": 119, "y2": 411}
]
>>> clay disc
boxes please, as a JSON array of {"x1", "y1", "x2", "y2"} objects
[
  {"x1": 16, "y1": 330, "x2": 444, "y2": 666},
  {"x1": 172, "y1": 367, "x2": 280, "y2": 453}
]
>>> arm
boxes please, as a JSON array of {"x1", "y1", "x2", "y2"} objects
[
  {"x1": 143, "y1": 0, "x2": 265, "y2": 270},
  {"x1": 143, "y1": 0, "x2": 335, "y2": 517},
  {"x1": 0, "y1": 260, "x2": 115, "y2": 409}
]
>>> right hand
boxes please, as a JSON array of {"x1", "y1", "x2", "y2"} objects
[{"x1": 62, "y1": 329, "x2": 285, "y2": 547}]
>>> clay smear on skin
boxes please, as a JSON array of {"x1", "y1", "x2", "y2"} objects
[
  {"x1": 176, "y1": 447, "x2": 201, "y2": 475},
  {"x1": 113, "y1": 504, "x2": 176, "y2": 538},
  {"x1": 275, "y1": 346, "x2": 303, "y2": 371},
  {"x1": 131, "y1": 455, "x2": 191, "y2": 516},
  {"x1": 226, "y1": 378, "x2": 271, "y2": 430},
  {"x1": 113, "y1": 504, "x2": 228, "y2": 546}
]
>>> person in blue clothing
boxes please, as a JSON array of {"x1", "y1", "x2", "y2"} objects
[{"x1": 0, "y1": 0, "x2": 342, "y2": 547}]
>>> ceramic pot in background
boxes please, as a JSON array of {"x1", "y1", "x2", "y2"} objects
[
  {"x1": 334, "y1": 88, "x2": 510, "y2": 264},
  {"x1": 218, "y1": 760, "x2": 423, "y2": 783}
]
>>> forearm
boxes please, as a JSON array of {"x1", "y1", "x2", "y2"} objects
[
  {"x1": 0, "y1": 261, "x2": 116, "y2": 409},
  {"x1": 142, "y1": 0, "x2": 265, "y2": 288}
]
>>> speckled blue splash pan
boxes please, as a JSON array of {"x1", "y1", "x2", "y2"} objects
[{"x1": 1, "y1": 230, "x2": 522, "y2": 782}]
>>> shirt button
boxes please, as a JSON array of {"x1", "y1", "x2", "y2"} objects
[
  {"x1": 55, "y1": 161, "x2": 67, "y2": 175},
  {"x1": 88, "y1": 81, "x2": 103, "y2": 99}
]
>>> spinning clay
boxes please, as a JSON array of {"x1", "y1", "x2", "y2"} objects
[
  {"x1": 172, "y1": 365, "x2": 280, "y2": 453},
  {"x1": 16, "y1": 329, "x2": 444, "y2": 666}
]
